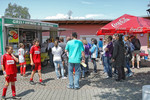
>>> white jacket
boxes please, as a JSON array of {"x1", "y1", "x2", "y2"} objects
[{"x1": 52, "y1": 46, "x2": 63, "y2": 61}]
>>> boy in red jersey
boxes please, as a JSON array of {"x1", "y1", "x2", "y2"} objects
[
  {"x1": 29, "y1": 39, "x2": 45, "y2": 86},
  {"x1": 1, "y1": 46, "x2": 21, "y2": 100}
]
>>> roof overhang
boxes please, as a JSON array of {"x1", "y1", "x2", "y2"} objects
[
  {"x1": 42, "y1": 19, "x2": 112, "y2": 25},
  {"x1": 3, "y1": 17, "x2": 58, "y2": 31}
]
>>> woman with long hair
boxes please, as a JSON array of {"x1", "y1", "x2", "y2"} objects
[{"x1": 52, "y1": 41, "x2": 67, "y2": 79}]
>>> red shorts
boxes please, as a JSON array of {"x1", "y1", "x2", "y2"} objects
[
  {"x1": 20, "y1": 62, "x2": 26, "y2": 66},
  {"x1": 33, "y1": 63, "x2": 41, "y2": 71},
  {"x1": 5, "y1": 74, "x2": 17, "y2": 83}
]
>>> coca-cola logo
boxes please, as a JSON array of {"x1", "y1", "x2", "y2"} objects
[
  {"x1": 129, "y1": 27, "x2": 143, "y2": 32},
  {"x1": 111, "y1": 17, "x2": 130, "y2": 28}
]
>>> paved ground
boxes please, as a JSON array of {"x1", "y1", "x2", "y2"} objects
[{"x1": 0, "y1": 60, "x2": 150, "y2": 100}]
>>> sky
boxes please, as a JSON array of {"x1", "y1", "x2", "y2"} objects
[{"x1": 0, "y1": 0, "x2": 150, "y2": 20}]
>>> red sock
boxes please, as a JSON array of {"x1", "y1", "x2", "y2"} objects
[
  {"x1": 20, "y1": 67, "x2": 23, "y2": 74},
  {"x1": 23, "y1": 67, "x2": 26, "y2": 75},
  {"x1": 39, "y1": 79, "x2": 43, "y2": 82},
  {"x1": 11, "y1": 85, "x2": 16, "y2": 97},
  {"x1": 30, "y1": 78, "x2": 33, "y2": 81},
  {"x1": 2, "y1": 86, "x2": 8, "y2": 96},
  {"x1": 73, "y1": 67, "x2": 75, "y2": 73}
]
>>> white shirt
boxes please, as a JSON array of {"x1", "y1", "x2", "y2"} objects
[
  {"x1": 52, "y1": 46, "x2": 63, "y2": 61},
  {"x1": 101, "y1": 44, "x2": 107, "y2": 55},
  {"x1": 18, "y1": 48, "x2": 25, "y2": 63}
]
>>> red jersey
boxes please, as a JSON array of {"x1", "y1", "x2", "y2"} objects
[
  {"x1": 30, "y1": 45, "x2": 41, "y2": 63},
  {"x1": 1, "y1": 54, "x2": 18, "y2": 75}
]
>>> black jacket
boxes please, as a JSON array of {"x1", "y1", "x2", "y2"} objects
[{"x1": 112, "y1": 40, "x2": 126, "y2": 67}]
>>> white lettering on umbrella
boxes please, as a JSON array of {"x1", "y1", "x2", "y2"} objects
[
  {"x1": 129, "y1": 27, "x2": 143, "y2": 32},
  {"x1": 111, "y1": 18, "x2": 130, "y2": 28}
]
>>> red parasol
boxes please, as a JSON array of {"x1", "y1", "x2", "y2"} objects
[{"x1": 97, "y1": 14, "x2": 150, "y2": 35}]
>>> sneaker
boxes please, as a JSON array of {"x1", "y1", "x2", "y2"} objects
[
  {"x1": 82, "y1": 75, "x2": 85, "y2": 78},
  {"x1": 1, "y1": 96, "x2": 6, "y2": 100},
  {"x1": 39, "y1": 82, "x2": 46, "y2": 86},
  {"x1": 132, "y1": 67, "x2": 134, "y2": 69},
  {"x1": 105, "y1": 76, "x2": 109, "y2": 79},
  {"x1": 74, "y1": 87, "x2": 80, "y2": 90},
  {"x1": 67, "y1": 85, "x2": 74, "y2": 89},
  {"x1": 57, "y1": 77, "x2": 60, "y2": 80},
  {"x1": 29, "y1": 80, "x2": 36, "y2": 85},
  {"x1": 128, "y1": 72, "x2": 133, "y2": 77},
  {"x1": 12, "y1": 96, "x2": 21, "y2": 99},
  {"x1": 62, "y1": 77, "x2": 67, "y2": 79}
]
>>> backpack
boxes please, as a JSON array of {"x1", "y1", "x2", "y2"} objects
[
  {"x1": 124, "y1": 42, "x2": 131, "y2": 61},
  {"x1": 133, "y1": 39, "x2": 141, "y2": 50}
]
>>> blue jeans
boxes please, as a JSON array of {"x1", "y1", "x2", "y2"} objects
[
  {"x1": 85, "y1": 55, "x2": 89, "y2": 72},
  {"x1": 81, "y1": 64, "x2": 85, "y2": 77},
  {"x1": 49, "y1": 53, "x2": 54, "y2": 67},
  {"x1": 62, "y1": 55, "x2": 68, "y2": 76},
  {"x1": 92, "y1": 58, "x2": 97, "y2": 72},
  {"x1": 68, "y1": 63, "x2": 81, "y2": 88},
  {"x1": 103, "y1": 56, "x2": 112, "y2": 77},
  {"x1": 102, "y1": 55, "x2": 107, "y2": 73},
  {"x1": 125, "y1": 58, "x2": 132, "y2": 74},
  {"x1": 54, "y1": 61, "x2": 64, "y2": 78}
]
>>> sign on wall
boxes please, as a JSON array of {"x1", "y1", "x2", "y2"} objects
[
  {"x1": 8, "y1": 30, "x2": 19, "y2": 43},
  {"x1": 4, "y1": 18, "x2": 58, "y2": 28}
]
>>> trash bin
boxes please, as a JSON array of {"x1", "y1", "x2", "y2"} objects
[{"x1": 142, "y1": 85, "x2": 150, "y2": 100}]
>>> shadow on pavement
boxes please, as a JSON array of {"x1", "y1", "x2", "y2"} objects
[
  {"x1": 17, "y1": 89, "x2": 35, "y2": 97},
  {"x1": 43, "y1": 78, "x2": 55, "y2": 83},
  {"x1": 42, "y1": 64, "x2": 55, "y2": 74},
  {"x1": 79, "y1": 69, "x2": 150, "y2": 100}
]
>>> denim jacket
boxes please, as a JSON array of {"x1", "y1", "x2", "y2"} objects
[{"x1": 90, "y1": 44, "x2": 98, "y2": 58}]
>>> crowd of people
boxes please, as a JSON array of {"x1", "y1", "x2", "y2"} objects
[{"x1": 0, "y1": 32, "x2": 142, "y2": 100}]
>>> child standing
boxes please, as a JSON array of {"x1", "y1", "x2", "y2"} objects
[
  {"x1": 29, "y1": 39, "x2": 45, "y2": 86},
  {"x1": 1, "y1": 46, "x2": 21, "y2": 100},
  {"x1": 18, "y1": 43, "x2": 27, "y2": 77}
]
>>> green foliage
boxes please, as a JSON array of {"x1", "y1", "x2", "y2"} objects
[{"x1": 4, "y1": 3, "x2": 31, "y2": 19}]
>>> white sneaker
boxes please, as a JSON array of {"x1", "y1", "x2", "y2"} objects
[
  {"x1": 128, "y1": 72, "x2": 133, "y2": 77},
  {"x1": 105, "y1": 76, "x2": 109, "y2": 79},
  {"x1": 62, "y1": 77, "x2": 67, "y2": 79},
  {"x1": 57, "y1": 77, "x2": 60, "y2": 80}
]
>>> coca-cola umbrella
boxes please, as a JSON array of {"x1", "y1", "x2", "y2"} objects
[{"x1": 97, "y1": 14, "x2": 150, "y2": 35}]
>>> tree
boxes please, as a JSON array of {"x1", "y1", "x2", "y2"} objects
[{"x1": 4, "y1": 3, "x2": 31, "y2": 19}]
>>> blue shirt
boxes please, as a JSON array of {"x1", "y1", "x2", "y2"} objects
[
  {"x1": 65, "y1": 39, "x2": 84, "y2": 63},
  {"x1": 98, "y1": 40, "x2": 103, "y2": 48}
]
